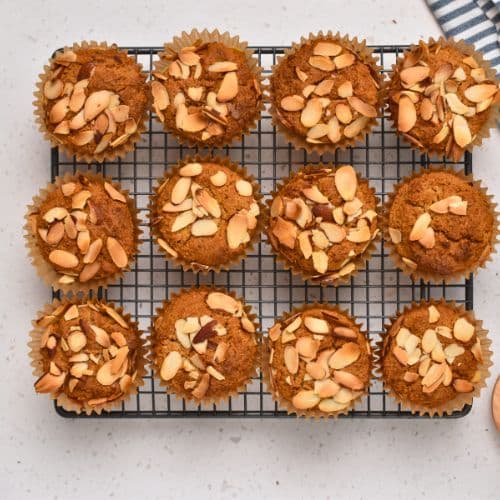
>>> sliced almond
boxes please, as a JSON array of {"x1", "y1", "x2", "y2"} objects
[
  {"x1": 284, "y1": 346, "x2": 299, "y2": 374},
  {"x1": 453, "y1": 317, "x2": 475, "y2": 342},
  {"x1": 227, "y1": 212, "x2": 249, "y2": 249},
  {"x1": 449, "y1": 200, "x2": 467, "y2": 216},
  {"x1": 160, "y1": 351, "x2": 182, "y2": 381},
  {"x1": 304, "y1": 316, "x2": 329, "y2": 334},
  {"x1": 206, "y1": 292, "x2": 242, "y2": 316},
  {"x1": 389, "y1": 227, "x2": 402, "y2": 244},
  {"x1": 329, "y1": 342, "x2": 360, "y2": 369},
  {"x1": 348, "y1": 96, "x2": 377, "y2": 118},
  {"x1": 49, "y1": 249, "x2": 78, "y2": 268},
  {"x1": 309, "y1": 55, "x2": 335, "y2": 71},
  {"x1": 312, "y1": 250, "x2": 328, "y2": 274},
  {"x1": 298, "y1": 231, "x2": 313, "y2": 259},
  {"x1": 67, "y1": 331, "x2": 86, "y2": 352},
  {"x1": 208, "y1": 61, "x2": 238, "y2": 72},
  {"x1": 344, "y1": 116, "x2": 368, "y2": 138},
  {"x1": 49, "y1": 97, "x2": 70, "y2": 123},
  {"x1": 314, "y1": 79, "x2": 334, "y2": 96},
  {"x1": 337, "y1": 81, "x2": 353, "y2": 98},
  {"x1": 191, "y1": 219, "x2": 218, "y2": 237},
  {"x1": 217, "y1": 71, "x2": 238, "y2": 102},
  {"x1": 335, "y1": 165, "x2": 357, "y2": 201},
  {"x1": 76, "y1": 230, "x2": 90, "y2": 254},
  {"x1": 327, "y1": 117, "x2": 341, "y2": 143},
  {"x1": 333, "y1": 327, "x2": 357, "y2": 339},
  {"x1": 91, "y1": 325, "x2": 111, "y2": 347},
  {"x1": 171, "y1": 177, "x2": 192, "y2": 205},
  {"x1": 418, "y1": 226, "x2": 435, "y2": 249},
  {"x1": 79, "y1": 262, "x2": 100, "y2": 282},
  {"x1": 210, "y1": 170, "x2": 227, "y2": 187},
  {"x1": 464, "y1": 84, "x2": 497, "y2": 103},
  {"x1": 421, "y1": 362, "x2": 445, "y2": 387},
  {"x1": 433, "y1": 123, "x2": 450, "y2": 144},
  {"x1": 104, "y1": 182, "x2": 126, "y2": 203},
  {"x1": 452, "y1": 114, "x2": 472, "y2": 148},
  {"x1": 181, "y1": 112, "x2": 208, "y2": 133},
  {"x1": 445, "y1": 93, "x2": 471, "y2": 115},
  {"x1": 83, "y1": 238, "x2": 102, "y2": 264},
  {"x1": 106, "y1": 237, "x2": 128, "y2": 268},
  {"x1": 409, "y1": 212, "x2": 431, "y2": 241},
  {"x1": 313, "y1": 42, "x2": 341, "y2": 57},
  {"x1": 235, "y1": 179, "x2": 253, "y2": 197},
  {"x1": 335, "y1": 103, "x2": 352, "y2": 124},
  {"x1": 420, "y1": 97, "x2": 434, "y2": 121},
  {"x1": 151, "y1": 80, "x2": 169, "y2": 110},
  {"x1": 314, "y1": 379, "x2": 340, "y2": 399},
  {"x1": 300, "y1": 99, "x2": 323, "y2": 128},
  {"x1": 46, "y1": 221, "x2": 65, "y2": 245},
  {"x1": 280, "y1": 95, "x2": 305, "y2": 111},
  {"x1": 333, "y1": 370, "x2": 364, "y2": 390},
  {"x1": 84, "y1": 90, "x2": 110, "y2": 121},
  {"x1": 392, "y1": 346, "x2": 408, "y2": 365},
  {"x1": 334, "y1": 53, "x2": 355, "y2": 69},
  {"x1": 271, "y1": 216, "x2": 297, "y2": 249},
  {"x1": 400, "y1": 65, "x2": 430, "y2": 85},
  {"x1": 404, "y1": 371, "x2": 419, "y2": 383},
  {"x1": 292, "y1": 390, "x2": 320, "y2": 410},
  {"x1": 436, "y1": 325, "x2": 452, "y2": 339},
  {"x1": 307, "y1": 123, "x2": 329, "y2": 139},
  {"x1": 34, "y1": 372, "x2": 66, "y2": 393},
  {"x1": 179, "y1": 163, "x2": 203, "y2": 177},
  {"x1": 428, "y1": 305, "x2": 440, "y2": 323},
  {"x1": 346, "y1": 226, "x2": 371, "y2": 243},
  {"x1": 320, "y1": 223, "x2": 346, "y2": 243},
  {"x1": 71, "y1": 130, "x2": 94, "y2": 147},
  {"x1": 398, "y1": 95, "x2": 417, "y2": 132},
  {"x1": 110, "y1": 104, "x2": 130, "y2": 123},
  {"x1": 422, "y1": 329, "x2": 438, "y2": 353}
]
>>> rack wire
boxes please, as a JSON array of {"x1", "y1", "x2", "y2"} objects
[{"x1": 52, "y1": 45, "x2": 472, "y2": 418}]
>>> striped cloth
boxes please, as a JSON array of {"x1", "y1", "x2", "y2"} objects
[{"x1": 426, "y1": 0, "x2": 499, "y2": 75}]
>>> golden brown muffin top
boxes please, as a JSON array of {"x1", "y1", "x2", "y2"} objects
[
  {"x1": 39, "y1": 46, "x2": 149, "y2": 156},
  {"x1": 267, "y1": 165, "x2": 379, "y2": 283},
  {"x1": 28, "y1": 174, "x2": 138, "y2": 286},
  {"x1": 267, "y1": 306, "x2": 372, "y2": 415},
  {"x1": 152, "y1": 289, "x2": 259, "y2": 402},
  {"x1": 388, "y1": 40, "x2": 499, "y2": 161},
  {"x1": 270, "y1": 37, "x2": 382, "y2": 145},
  {"x1": 387, "y1": 170, "x2": 495, "y2": 278},
  {"x1": 381, "y1": 302, "x2": 484, "y2": 409},
  {"x1": 152, "y1": 41, "x2": 262, "y2": 146},
  {"x1": 34, "y1": 301, "x2": 142, "y2": 409},
  {"x1": 150, "y1": 161, "x2": 261, "y2": 271}
]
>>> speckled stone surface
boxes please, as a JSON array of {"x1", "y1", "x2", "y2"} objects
[{"x1": 1, "y1": 1, "x2": 499, "y2": 499}]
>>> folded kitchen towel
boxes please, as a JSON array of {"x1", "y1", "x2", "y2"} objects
[{"x1": 426, "y1": 0, "x2": 499, "y2": 75}]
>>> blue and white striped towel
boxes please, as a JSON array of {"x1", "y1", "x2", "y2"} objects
[{"x1": 426, "y1": 0, "x2": 499, "y2": 75}]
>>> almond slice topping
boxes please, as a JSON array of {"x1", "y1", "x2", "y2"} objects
[
  {"x1": 191, "y1": 219, "x2": 218, "y2": 237},
  {"x1": 104, "y1": 182, "x2": 126, "y2": 203},
  {"x1": 335, "y1": 165, "x2": 357, "y2": 201},
  {"x1": 400, "y1": 65, "x2": 430, "y2": 85},
  {"x1": 227, "y1": 212, "x2": 249, "y2": 249},
  {"x1": 464, "y1": 84, "x2": 497, "y2": 103},
  {"x1": 160, "y1": 351, "x2": 182, "y2": 381},
  {"x1": 304, "y1": 316, "x2": 329, "y2": 334},
  {"x1": 328, "y1": 342, "x2": 361, "y2": 369},
  {"x1": 217, "y1": 71, "x2": 238, "y2": 102},
  {"x1": 171, "y1": 177, "x2": 191, "y2": 205},
  {"x1": 452, "y1": 114, "x2": 472, "y2": 148},
  {"x1": 313, "y1": 42, "x2": 342, "y2": 57},
  {"x1": 235, "y1": 179, "x2": 253, "y2": 197},
  {"x1": 106, "y1": 237, "x2": 128, "y2": 268},
  {"x1": 334, "y1": 53, "x2": 355, "y2": 69},
  {"x1": 280, "y1": 95, "x2": 305, "y2": 111},
  {"x1": 309, "y1": 55, "x2": 335, "y2": 71},
  {"x1": 208, "y1": 61, "x2": 238, "y2": 72},
  {"x1": 49, "y1": 249, "x2": 78, "y2": 268},
  {"x1": 333, "y1": 370, "x2": 364, "y2": 390},
  {"x1": 348, "y1": 96, "x2": 377, "y2": 118},
  {"x1": 292, "y1": 390, "x2": 320, "y2": 410},
  {"x1": 300, "y1": 99, "x2": 323, "y2": 128},
  {"x1": 409, "y1": 213, "x2": 431, "y2": 241},
  {"x1": 453, "y1": 317, "x2": 475, "y2": 342},
  {"x1": 284, "y1": 346, "x2": 299, "y2": 374},
  {"x1": 398, "y1": 95, "x2": 417, "y2": 132}
]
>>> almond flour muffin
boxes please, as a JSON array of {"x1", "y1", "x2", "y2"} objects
[
  {"x1": 269, "y1": 32, "x2": 383, "y2": 152},
  {"x1": 30, "y1": 299, "x2": 145, "y2": 415},
  {"x1": 267, "y1": 165, "x2": 379, "y2": 284},
  {"x1": 379, "y1": 301, "x2": 491, "y2": 416},
  {"x1": 151, "y1": 288, "x2": 259, "y2": 404},
  {"x1": 264, "y1": 305, "x2": 372, "y2": 417},
  {"x1": 150, "y1": 157, "x2": 264, "y2": 272},
  {"x1": 388, "y1": 38, "x2": 499, "y2": 161},
  {"x1": 34, "y1": 42, "x2": 149, "y2": 162},
  {"x1": 26, "y1": 172, "x2": 140, "y2": 292},
  {"x1": 151, "y1": 29, "x2": 263, "y2": 147},
  {"x1": 385, "y1": 168, "x2": 497, "y2": 282}
]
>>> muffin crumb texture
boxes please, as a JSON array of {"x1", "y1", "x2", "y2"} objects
[
  {"x1": 388, "y1": 40, "x2": 499, "y2": 160},
  {"x1": 381, "y1": 302, "x2": 484, "y2": 410},
  {"x1": 271, "y1": 36, "x2": 382, "y2": 146},
  {"x1": 39, "y1": 46, "x2": 149, "y2": 157},
  {"x1": 267, "y1": 307, "x2": 371, "y2": 415},
  {"x1": 28, "y1": 174, "x2": 137, "y2": 287},
  {"x1": 152, "y1": 40, "x2": 262, "y2": 146},
  {"x1": 387, "y1": 170, "x2": 495, "y2": 278},
  {"x1": 153, "y1": 289, "x2": 258, "y2": 402},
  {"x1": 267, "y1": 165, "x2": 379, "y2": 283},
  {"x1": 33, "y1": 301, "x2": 142, "y2": 412},
  {"x1": 151, "y1": 161, "x2": 261, "y2": 271}
]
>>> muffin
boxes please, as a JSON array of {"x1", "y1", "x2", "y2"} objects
[
  {"x1": 25, "y1": 172, "x2": 140, "y2": 292},
  {"x1": 264, "y1": 304, "x2": 372, "y2": 417},
  {"x1": 151, "y1": 287, "x2": 259, "y2": 404},
  {"x1": 378, "y1": 300, "x2": 491, "y2": 416},
  {"x1": 267, "y1": 164, "x2": 379, "y2": 284},
  {"x1": 269, "y1": 32, "x2": 384, "y2": 153},
  {"x1": 384, "y1": 168, "x2": 498, "y2": 282},
  {"x1": 34, "y1": 41, "x2": 150, "y2": 163},
  {"x1": 387, "y1": 37, "x2": 499, "y2": 161},
  {"x1": 151, "y1": 29, "x2": 263, "y2": 147},
  {"x1": 30, "y1": 298, "x2": 146, "y2": 415},
  {"x1": 150, "y1": 156, "x2": 264, "y2": 272}
]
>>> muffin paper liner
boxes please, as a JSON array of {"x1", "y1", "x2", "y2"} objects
[
  {"x1": 149, "y1": 154, "x2": 266, "y2": 273},
  {"x1": 33, "y1": 41, "x2": 150, "y2": 164},
  {"x1": 268, "y1": 31, "x2": 386, "y2": 155},
  {"x1": 29, "y1": 297, "x2": 147, "y2": 416},
  {"x1": 24, "y1": 170, "x2": 142, "y2": 294},
  {"x1": 261, "y1": 302, "x2": 373, "y2": 419},
  {"x1": 266, "y1": 163, "x2": 381, "y2": 286},
  {"x1": 150, "y1": 286, "x2": 261, "y2": 406},
  {"x1": 375, "y1": 298, "x2": 492, "y2": 417},
  {"x1": 153, "y1": 29, "x2": 265, "y2": 148},
  {"x1": 382, "y1": 165, "x2": 499, "y2": 283},
  {"x1": 386, "y1": 36, "x2": 500, "y2": 161}
]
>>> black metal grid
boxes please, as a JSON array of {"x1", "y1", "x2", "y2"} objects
[{"x1": 52, "y1": 45, "x2": 472, "y2": 418}]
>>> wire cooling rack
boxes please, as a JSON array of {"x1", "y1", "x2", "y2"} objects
[{"x1": 52, "y1": 45, "x2": 472, "y2": 418}]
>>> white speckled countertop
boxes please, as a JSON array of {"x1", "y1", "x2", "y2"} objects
[{"x1": 0, "y1": 0, "x2": 499, "y2": 498}]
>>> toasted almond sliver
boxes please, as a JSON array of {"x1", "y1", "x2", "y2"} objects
[
  {"x1": 348, "y1": 96, "x2": 377, "y2": 118},
  {"x1": 409, "y1": 212, "x2": 431, "y2": 241},
  {"x1": 292, "y1": 390, "x2": 320, "y2": 410},
  {"x1": 333, "y1": 370, "x2": 364, "y2": 390},
  {"x1": 208, "y1": 61, "x2": 238, "y2": 72},
  {"x1": 300, "y1": 99, "x2": 323, "y2": 128},
  {"x1": 171, "y1": 177, "x2": 191, "y2": 205},
  {"x1": 191, "y1": 219, "x2": 218, "y2": 237},
  {"x1": 453, "y1": 379, "x2": 474, "y2": 393},
  {"x1": 453, "y1": 317, "x2": 475, "y2": 342},
  {"x1": 337, "y1": 81, "x2": 353, "y2": 98},
  {"x1": 335, "y1": 165, "x2": 357, "y2": 201},
  {"x1": 334, "y1": 53, "x2": 355, "y2": 69},
  {"x1": 83, "y1": 238, "x2": 103, "y2": 264},
  {"x1": 217, "y1": 71, "x2": 238, "y2": 102},
  {"x1": 344, "y1": 117, "x2": 368, "y2": 138},
  {"x1": 49, "y1": 249, "x2": 79, "y2": 268},
  {"x1": 304, "y1": 316, "x2": 329, "y2": 334},
  {"x1": 106, "y1": 237, "x2": 128, "y2": 268},
  {"x1": 389, "y1": 227, "x2": 402, "y2": 244},
  {"x1": 398, "y1": 95, "x2": 417, "y2": 132},
  {"x1": 309, "y1": 55, "x2": 335, "y2": 71},
  {"x1": 400, "y1": 65, "x2": 430, "y2": 85},
  {"x1": 160, "y1": 351, "x2": 182, "y2": 381},
  {"x1": 312, "y1": 250, "x2": 328, "y2": 273},
  {"x1": 452, "y1": 114, "x2": 472, "y2": 148},
  {"x1": 104, "y1": 182, "x2": 126, "y2": 203},
  {"x1": 280, "y1": 95, "x2": 305, "y2": 111},
  {"x1": 328, "y1": 342, "x2": 360, "y2": 369},
  {"x1": 464, "y1": 84, "x2": 497, "y2": 103},
  {"x1": 84, "y1": 90, "x2": 111, "y2": 121},
  {"x1": 226, "y1": 212, "x2": 249, "y2": 249},
  {"x1": 210, "y1": 170, "x2": 227, "y2": 187},
  {"x1": 151, "y1": 81, "x2": 169, "y2": 110},
  {"x1": 313, "y1": 42, "x2": 342, "y2": 57},
  {"x1": 235, "y1": 179, "x2": 253, "y2": 197}
]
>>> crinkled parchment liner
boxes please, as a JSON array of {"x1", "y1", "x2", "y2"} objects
[
  {"x1": 33, "y1": 41, "x2": 150, "y2": 163},
  {"x1": 261, "y1": 302, "x2": 373, "y2": 419},
  {"x1": 375, "y1": 298, "x2": 492, "y2": 417},
  {"x1": 265, "y1": 163, "x2": 381, "y2": 286},
  {"x1": 152, "y1": 29, "x2": 265, "y2": 148},
  {"x1": 148, "y1": 154, "x2": 267, "y2": 273},
  {"x1": 386, "y1": 36, "x2": 500, "y2": 161},
  {"x1": 29, "y1": 297, "x2": 148, "y2": 416},
  {"x1": 24, "y1": 170, "x2": 142, "y2": 294},
  {"x1": 382, "y1": 165, "x2": 499, "y2": 283},
  {"x1": 149, "y1": 286, "x2": 261, "y2": 406},
  {"x1": 268, "y1": 31, "x2": 386, "y2": 154}
]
